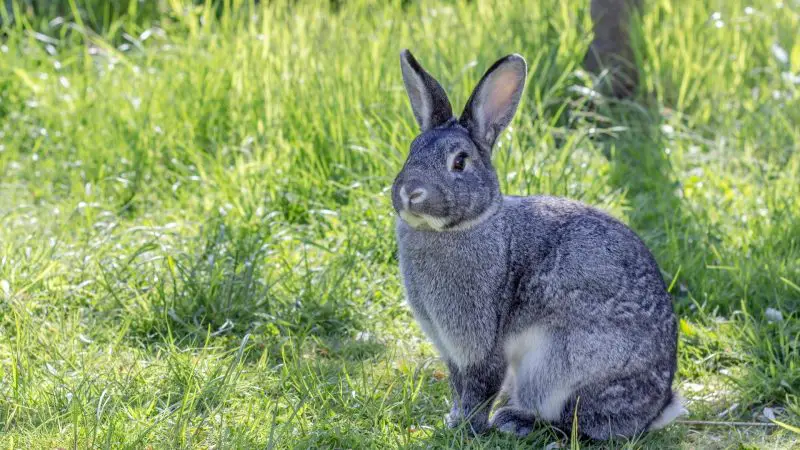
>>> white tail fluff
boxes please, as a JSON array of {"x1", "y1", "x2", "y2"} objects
[{"x1": 648, "y1": 393, "x2": 687, "y2": 431}]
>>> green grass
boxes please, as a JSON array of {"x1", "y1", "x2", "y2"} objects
[{"x1": 1, "y1": 0, "x2": 798, "y2": 448}]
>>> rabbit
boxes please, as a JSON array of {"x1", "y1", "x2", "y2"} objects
[{"x1": 391, "y1": 50, "x2": 683, "y2": 440}]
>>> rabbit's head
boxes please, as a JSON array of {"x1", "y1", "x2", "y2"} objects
[{"x1": 392, "y1": 50, "x2": 527, "y2": 231}]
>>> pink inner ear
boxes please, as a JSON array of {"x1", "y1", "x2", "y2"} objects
[{"x1": 479, "y1": 65, "x2": 523, "y2": 121}]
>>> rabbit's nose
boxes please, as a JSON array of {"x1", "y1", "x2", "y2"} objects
[
  {"x1": 400, "y1": 183, "x2": 428, "y2": 208},
  {"x1": 408, "y1": 188, "x2": 427, "y2": 204}
]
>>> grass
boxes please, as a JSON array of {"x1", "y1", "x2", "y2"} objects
[{"x1": 0, "y1": 0, "x2": 798, "y2": 448}]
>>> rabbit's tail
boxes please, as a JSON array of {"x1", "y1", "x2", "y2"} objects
[{"x1": 647, "y1": 392, "x2": 687, "y2": 431}]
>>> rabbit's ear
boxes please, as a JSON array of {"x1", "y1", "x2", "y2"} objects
[
  {"x1": 459, "y1": 54, "x2": 527, "y2": 149},
  {"x1": 400, "y1": 49, "x2": 454, "y2": 131}
]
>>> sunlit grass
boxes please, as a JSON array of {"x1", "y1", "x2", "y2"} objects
[{"x1": 0, "y1": 0, "x2": 798, "y2": 448}]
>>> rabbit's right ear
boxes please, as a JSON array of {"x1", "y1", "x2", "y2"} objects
[
  {"x1": 400, "y1": 50, "x2": 453, "y2": 132},
  {"x1": 459, "y1": 54, "x2": 527, "y2": 150}
]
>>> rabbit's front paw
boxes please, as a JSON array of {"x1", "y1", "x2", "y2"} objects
[
  {"x1": 490, "y1": 406, "x2": 535, "y2": 437},
  {"x1": 445, "y1": 405, "x2": 489, "y2": 434},
  {"x1": 444, "y1": 403, "x2": 462, "y2": 429}
]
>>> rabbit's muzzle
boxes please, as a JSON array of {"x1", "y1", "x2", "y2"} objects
[
  {"x1": 399, "y1": 180, "x2": 428, "y2": 208},
  {"x1": 392, "y1": 177, "x2": 450, "y2": 231}
]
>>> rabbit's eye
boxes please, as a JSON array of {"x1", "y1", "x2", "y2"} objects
[{"x1": 451, "y1": 152, "x2": 468, "y2": 172}]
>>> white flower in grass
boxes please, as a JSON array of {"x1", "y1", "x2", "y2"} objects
[{"x1": 765, "y1": 307, "x2": 784, "y2": 323}]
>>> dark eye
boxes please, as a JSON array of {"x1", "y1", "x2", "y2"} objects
[{"x1": 451, "y1": 152, "x2": 468, "y2": 172}]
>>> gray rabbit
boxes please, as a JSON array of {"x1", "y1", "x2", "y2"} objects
[{"x1": 392, "y1": 50, "x2": 684, "y2": 440}]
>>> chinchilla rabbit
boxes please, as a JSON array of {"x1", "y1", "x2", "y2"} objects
[{"x1": 391, "y1": 50, "x2": 683, "y2": 440}]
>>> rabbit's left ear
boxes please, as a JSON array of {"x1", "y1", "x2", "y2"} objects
[
  {"x1": 400, "y1": 49, "x2": 454, "y2": 132},
  {"x1": 459, "y1": 54, "x2": 527, "y2": 150}
]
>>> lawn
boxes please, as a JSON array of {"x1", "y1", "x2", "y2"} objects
[{"x1": 0, "y1": 0, "x2": 798, "y2": 448}]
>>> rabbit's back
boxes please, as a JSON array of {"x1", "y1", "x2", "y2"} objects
[
  {"x1": 502, "y1": 194, "x2": 677, "y2": 376},
  {"x1": 498, "y1": 195, "x2": 678, "y2": 437}
]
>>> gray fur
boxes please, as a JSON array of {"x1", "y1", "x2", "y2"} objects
[{"x1": 393, "y1": 51, "x2": 679, "y2": 440}]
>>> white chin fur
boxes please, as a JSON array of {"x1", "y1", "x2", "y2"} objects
[
  {"x1": 399, "y1": 203, "x2": 499, "y2": 232},
  {"x1": 399, "y1": 211, "x2": 448, "y2": 231}
]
